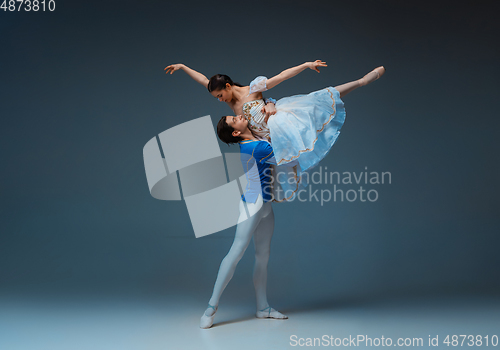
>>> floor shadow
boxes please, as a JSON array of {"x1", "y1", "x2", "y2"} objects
[
  {"x1": 278, "y1": 293, "x2": 404, "y2": 316},
  {"x1": 211, "y1": 314, "x2": 256, "y2": 328}
]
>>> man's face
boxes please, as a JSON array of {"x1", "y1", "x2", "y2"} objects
[{"x1": 225, "y1": 115, "x2": 248, "y2": 137}]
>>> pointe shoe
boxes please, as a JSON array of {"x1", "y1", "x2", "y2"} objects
[
  {"x1": 359, "y1": 66, "x2": 385, "y2": 86},
  {"x1": 256, "y1": 306, "x2": 288, "y2": 319},
  {"x1": 200, "y1": 304, "x2": 218, "y2": 329}
]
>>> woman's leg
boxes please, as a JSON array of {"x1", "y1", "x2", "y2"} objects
[
  {"x1": 334, "y1": 80, "x2": 361, "y2": 99},
  {"x1": 335, "y1": 66, "x2": 385, "y2": 98}
]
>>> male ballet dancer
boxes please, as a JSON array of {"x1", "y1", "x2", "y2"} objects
[{"x1": 199, "y1": 114, "x2": 291, "y2": 329}]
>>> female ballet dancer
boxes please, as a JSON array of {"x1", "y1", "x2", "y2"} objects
[
  {"x1": 164, "y1": 60, "x2": 385, "y2": 200},
  {"x1": 199, "y1": 114, "x2": 292, "y2": 329}
]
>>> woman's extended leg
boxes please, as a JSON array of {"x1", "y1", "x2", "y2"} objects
[
  {"x1": 252, "y1": 207, "x2": 288, "y2": 319},
  {"x1": 334, "y1": 66, "x2": 385, "y2": 98}
]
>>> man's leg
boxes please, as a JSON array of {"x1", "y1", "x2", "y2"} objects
[
  {"x1": 252, "y1": 204, "x2": 288, "y2": 319},
  {"x1": 207, "y1": 209, "x2": 261, "y2": 308},
  {"x1": 201, "y1": 197, "x2": 265, "y2": 327}
]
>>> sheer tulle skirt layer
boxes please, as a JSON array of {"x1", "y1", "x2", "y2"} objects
[
  {"x1": 267, "y1": 87, "x2": 346, "y2": 202},
  {"x1": 268, "y1": 87, "x2": 345, "y2": 171}
]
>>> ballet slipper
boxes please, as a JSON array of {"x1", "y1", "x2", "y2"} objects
[
  {"x1": 359, "y1": 66, "x2": 386, "y2": 86},
  {"x1": 256, "y1": 306, "x2": 288, "y2": 319},
  {"x1": 200, "y1": 304, "x2": 218, "y2": 329}
]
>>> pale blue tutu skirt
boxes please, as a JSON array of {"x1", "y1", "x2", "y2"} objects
[{"x1": 267, "y1": 87, "x2": 346, "y2": 202}]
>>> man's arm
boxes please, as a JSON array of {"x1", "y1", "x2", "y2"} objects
[
  {"x1": 261, "y1": 99, "x2": 277, "y2": 122},
  {"x1": 257, "y1": 142, "x2": 299, "y2": 167}
]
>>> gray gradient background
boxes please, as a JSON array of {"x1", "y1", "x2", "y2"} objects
[{"x1": 1, "y1": 0, "x2": 499, "y2": 308}]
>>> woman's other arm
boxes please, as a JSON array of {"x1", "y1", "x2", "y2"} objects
[
  {"x1": 164, "y1": 64, "x2": 209, "y2": 88},
  {"x1": 266, "y1": 60, "x2": 327, "y2": 90}
]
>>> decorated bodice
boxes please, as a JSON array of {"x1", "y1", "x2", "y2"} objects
[{"x1": 242, "y1": 99, "x2": 271, "y2": 142}]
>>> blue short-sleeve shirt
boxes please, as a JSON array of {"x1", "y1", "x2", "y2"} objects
[{"x1": 238, "y1": 139, "x2": 275, "y2": 203}]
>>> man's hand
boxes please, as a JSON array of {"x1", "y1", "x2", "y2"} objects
[{"x1": 261, "y1": 103, "x2": 277, "y2": 124}]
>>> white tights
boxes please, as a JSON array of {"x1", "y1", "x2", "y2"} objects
[{"x1": 206, "y1": 195, "x2": 275, "y2": 314}]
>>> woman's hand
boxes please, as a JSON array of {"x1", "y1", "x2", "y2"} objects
[
  {"x1": 164, "y1": 64, "x2": 185, "y2": 74},
  {"x1": 163, "y1": 64, "x2": 209, "y2": 87},
  {"x1": 307, "y1": 60, "x2": 327, "y2": 73},
  {"x1": 262, "y1": 103, "x2": 277, "y2": 124},
  {"x1": 266, "y1": 60, "x2": 327, "y2": 89}
]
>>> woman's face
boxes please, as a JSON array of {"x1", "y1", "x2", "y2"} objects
[{"x1": 210, "y1": 83, "x2": 233, "y2": 103}]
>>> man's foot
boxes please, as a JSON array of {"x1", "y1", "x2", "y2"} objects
[
  {"x1": 358, "y1": 66, "x2": 386, "y2": 86},
  {"x1": 200, "y1": 304, "x2": 218, "y2": 329},
  {"x1": 256, "y1": 306, "x2": 288, "y2": 319}
]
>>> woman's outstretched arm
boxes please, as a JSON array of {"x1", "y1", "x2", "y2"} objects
[
  {"x1": 164, "y1": 64, "x2": 209, "y2": 88},
  {"x1": 266, "y1": 60, "x2": 327, "y2": 90}
]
